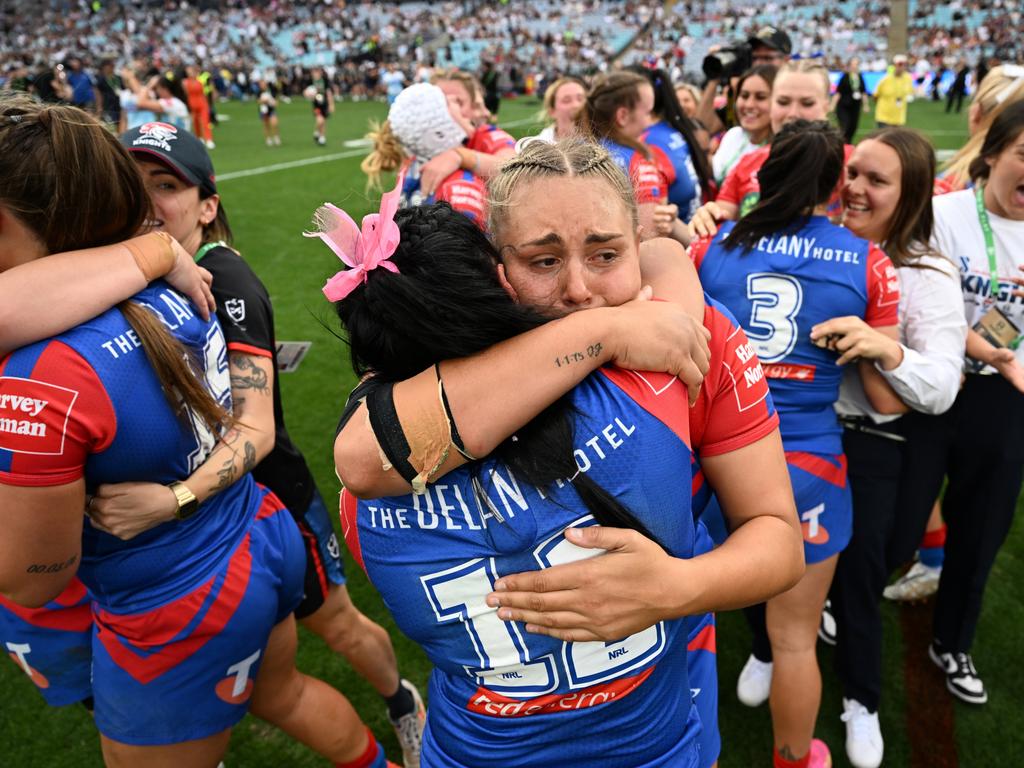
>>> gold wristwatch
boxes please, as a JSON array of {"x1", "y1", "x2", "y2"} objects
[{"x1": 168, "y1": 481, "x2": 199, "y2": 521}]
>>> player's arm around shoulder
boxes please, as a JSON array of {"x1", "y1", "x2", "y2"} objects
[{"x1": 639, "y1": 237, "x2": 705, "y2": 318}]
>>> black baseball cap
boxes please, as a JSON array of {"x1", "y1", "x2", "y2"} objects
[
  {"x1": 120, "y1": 122, "x2": 217, "y2": 197},
  {"x1": 748, "y1": 26, "x2": 793, "y2": 56}
]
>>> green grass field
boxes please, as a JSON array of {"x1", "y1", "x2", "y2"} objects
[{"x1": 1, "y1": 95, "x2": 1020, "y2": 767}]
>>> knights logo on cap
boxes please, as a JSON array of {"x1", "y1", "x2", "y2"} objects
[{"x1": 134, "y1": 122, "x2": 179, "y2": 152}]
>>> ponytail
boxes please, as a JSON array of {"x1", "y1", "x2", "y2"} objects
[
  {"x1": 724, "y1": 120, "x2": 844, "y2": 252},
  {"x1": 578, "y1": 71, "x2": 652, "y2": 159},
  {"x1": 630, "y1": 67, "x2": 714, "y2": 200},
  {"x1": 118, "y1": 302, "x2": 230, "y2": 435},
  {"x1": 361, "y1": 119, "x2": 407, "y2": 189}
]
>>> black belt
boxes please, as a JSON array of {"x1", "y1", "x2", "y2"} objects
[{"x1": 839, "y1": 415, "x2": 907, "y2": 443}]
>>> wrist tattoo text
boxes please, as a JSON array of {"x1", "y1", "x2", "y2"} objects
[{"x1": 554, "y1": 342, "x2": 603, "y2": 368}]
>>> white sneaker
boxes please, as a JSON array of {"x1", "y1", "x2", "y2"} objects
[
  {"x1": 841, "y1": 697, "x2": 883, "y2": 768},
  {"x1": 389, "y1": 679, "x2": 426, "y2": 767},
  {"x1": 736, "y1": 654, "x2": 772, "y2": 707},
  {"x1": 205, "y1": 139, "x2": 215, "y2": 150},
  {"x1": 883, "y1": 561, "x2": 941, "y2": 602}
]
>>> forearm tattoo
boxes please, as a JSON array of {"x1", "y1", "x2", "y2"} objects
[
  {"x1": 208, "y1": 428, "x2": 257, "y2": 494},
  {"x1": 553, "y1": 342, "x2": 603, "y2": 368}
]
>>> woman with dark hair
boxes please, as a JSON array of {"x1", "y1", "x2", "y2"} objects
[
  {"x1": 712, "y1": 65, "x2": 776, "y2": 187},
  {"x1": 692, "y1": 120, "x2": 901, "y2": 768},
  {"x1": 0, "y1": 96, "x2": 396, "y2": 768},
  {"x1": 809, "y1": 128, "x2": 966, "y2": 768},
  {"x1": 324, "y1": 140, "x2": 804, "y2": 766},
  {"x1": 896, "y1": 101, "x2": 1024, "y2": 706},
  {"x1": 630, "y1": 66, "x2": 715, "y2": 221}
]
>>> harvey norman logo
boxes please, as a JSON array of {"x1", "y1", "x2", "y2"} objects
[{"x1": 0, "y1": 377, "x2": 78, "y2": 455}]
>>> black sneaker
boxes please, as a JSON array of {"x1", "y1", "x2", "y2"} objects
[{"x1": 929, "y1": 640, "x2": 988, "y2": 704}]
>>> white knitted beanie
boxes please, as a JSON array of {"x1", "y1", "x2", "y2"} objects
[{"x1": 388, "y1": 82, "x2": 468, "y2": 161}]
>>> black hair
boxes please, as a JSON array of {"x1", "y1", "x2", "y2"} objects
[
  {"x1": 724, "y1": 120, "x2": 844, "y2": 252},
  {"x1": 335, "y1": 203, "x2": 661, "y2": 542},
  {"x1": 628, "y1": 66, "x2": 714, "y2": 201},
  {"x1": 969, "y1": 100, "x2": 1024, "y2": 183}
]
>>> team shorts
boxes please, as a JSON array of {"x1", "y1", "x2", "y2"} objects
[
  {"x1": 0, "y1": 579, "x2": 93, "y2": 707},
  {"x1": 90, "y1": 490, "x2": 305, "y2": 745},
  {"x1": 293, "y1": 487, "x2": 346, "y2": 619},
  {"x1": 698, "y1": 451, "x2": 852, "y2": 565},
  {"x1": 785, "y1": 451, "x2": 852, "y2": 564},
  {"x1": 313, "y1": 99, "x2": 330, "y2": 119},
  {"x1": 686, "y1": 521, "x2": 720, "y2": 768}
]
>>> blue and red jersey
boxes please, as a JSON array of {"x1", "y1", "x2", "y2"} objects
[
  {"x1": 689, "y1": 293, "x2": 779, "y2": 524},
  {"x1": 719, "y1": 143, "x2": 855, "y2": 218},
  {"x1": 643, "y1": 120, "x2": 702, "y2": 220},
  {"x1": 342, "y1": 367, "x2": 700, "y2": 767},
  {"x1": 467, "y1": 123, "x2": 516, "y2": 156},
  {"x1": 692, "y1": 218, "x2": 899, "y2": 455},
  {"x1": 602, "y1": 138, "x2": 672, "y2": 205},
  {"x1": 0, "y1": 281, "x2": 261, "y2": 613},
  {"x1": 402, "y1": 166, "x2": 488, "y2": 227}
]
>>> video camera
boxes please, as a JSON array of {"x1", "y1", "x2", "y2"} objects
[
  {"x1": 702, "y1": 26, "x2": 792, "y2": 82},
  {"x1": 702, "y1": 43, "x2": 752, "y2": 81}
]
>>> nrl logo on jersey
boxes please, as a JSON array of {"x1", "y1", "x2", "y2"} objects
[
  {"x1": 225, "y1": 298, "x2": 246, "y2": 324},
  {"x1": 133, "y1": 122, "x2": 179, "y2": 152}
]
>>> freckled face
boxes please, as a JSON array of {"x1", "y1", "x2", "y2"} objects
[{"x1": 495, "y1": 175, "x2": 641, "y2": 315}]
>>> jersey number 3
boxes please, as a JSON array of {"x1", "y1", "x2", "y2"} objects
[
  {"x1": 420, "y1": 517, "x2": 666, "y2": 698},
  {"x1": 746, "y1": 273, "x2": 803, "y2": 363}
]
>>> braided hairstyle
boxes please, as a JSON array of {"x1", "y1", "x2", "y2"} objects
[
  {"x1": 577, "y1": 71, "x2": 652, "y2": 159},
  {"x1": 724, "y1": 119, "x2": 844, "y2": 252},
  {"x1": 488, "y1": 138, "x2": 638, "y2": 240},
  {"x1": 334, "y1": 202, "x2": 661, "y2": 542}
]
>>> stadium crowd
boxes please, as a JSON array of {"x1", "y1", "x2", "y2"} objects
[{"x1": 2, "y1": 1, "x2": 1024, "y2": 768}]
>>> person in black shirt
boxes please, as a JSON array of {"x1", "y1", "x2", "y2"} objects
[
  {"x1": 947, "y1": 61, "x2": 969, "y2": 114},
  {"x1": 833, "y1": 57, "x2": 869, "y2": 143},
  {"x1": 90, "y1": 127, "x2": 426, "y2": 767}
]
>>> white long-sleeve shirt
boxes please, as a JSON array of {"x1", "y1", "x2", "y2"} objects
[{"x1": 837, "y1": 252, "x2": 967, "y2": 423}]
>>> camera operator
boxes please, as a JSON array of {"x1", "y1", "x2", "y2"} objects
[{"x1": 696, "y1": 26, "x2": 792, "y2": 137}]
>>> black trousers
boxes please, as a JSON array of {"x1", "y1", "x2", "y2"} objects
[
  {"x1": 831, "y1": 421, "x2": 906, "y2": 711},
  {"x1": 896, "y1": 374, "x2": 1024, "y2": 652},
  {"x1": 836, "y1": 103, "x2": 862, "y2": 144},
  {"x1": 946, "y1": 89, "x2": 966, "y2": 113}
]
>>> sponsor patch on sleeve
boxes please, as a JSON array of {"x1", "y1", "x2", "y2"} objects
[{"x1": 0, "y1": 377, "x2": 79, "y2": 456}]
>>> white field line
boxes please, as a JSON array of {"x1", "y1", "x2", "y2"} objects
[
  {"x1": 218, "y1": 121, "x2": 959, "y2": 182},
  {"x1": 217, "y1": 148, "x2": 367, "y2": 181}
]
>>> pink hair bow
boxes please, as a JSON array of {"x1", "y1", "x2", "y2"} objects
[{"x1": 305, "y1": 170, "x2": 405, "y2": 301}]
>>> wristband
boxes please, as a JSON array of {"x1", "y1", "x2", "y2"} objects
[{"x1": 125, "y1": 232, "x2": 175, "y2": 282}]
